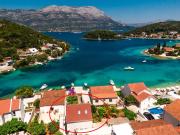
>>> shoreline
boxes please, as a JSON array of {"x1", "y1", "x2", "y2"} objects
[
  {"x1": 83, "y1": 38, "x2": 121, "y2": 41},
  {"x1": 143, "y1": 50, "x2": 180, "y2": 60},
  {"x1": 125, "y1": 37, "x2": 180, "y2": 41}
]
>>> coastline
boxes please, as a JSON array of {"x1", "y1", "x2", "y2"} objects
[
  {"x1": 83, "y1": 37, "x2": 121, "y2": 41},
  {"x1": 125, "y1": 37, "x2": 180, "y2": 41},
  {"x1": 143, "y1": 50, "x2": 180, "y2": 60}
]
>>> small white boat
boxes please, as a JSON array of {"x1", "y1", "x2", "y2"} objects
[
  {"x1": 98, "y1": 35, "x2": 101, "y2": 41},
  {"x1": 142, "y1": 60, "x2": 147, "y2": 63},
  {"x1": 109, "y1": 80, "x2": 115, "y2": 85},
  {"x1": 40, "y1": 84, "x2": 48, "y2": 90},
  {"x1": 61, "y1": 85, "x2": 65, "y2": 89},
  {"x1": 124, "y1": 66, "x2": 135, "y2": 71},
  {"x1": 128, "y1": 38, "x2": 132, "y2": 40},
  {"x1": 76, "y1": 48, "x2": 80, "y2": 51},
  {"x1": 71, "y1": 83, "x2": 75, "y2": 87}
]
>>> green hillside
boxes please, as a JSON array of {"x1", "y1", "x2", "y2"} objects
[
  {"x1": 125, "y1": 21, "x2": 180, "y2": 35},
  {"x1": 0, "y1": 20, "x2": 69, "y2": 61}
]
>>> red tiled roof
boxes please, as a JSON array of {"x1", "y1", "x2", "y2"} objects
[
  {"x1": 0, "y1": 99, "x2": 20, "y2": 115},
  {"x1": 66, "y1": 104, "x2": 92, "y2": 123},
  {"x1": 164, "y1": 99, "x2": 180, "y2": 121},
  {"x1": 132, "y1": 92, "x2": 152, "y2": 102},
  {"x1": 163, "y1": 47, "x2": 174, "y2": 52},
  {"x1": 11, "y1": 99, "x2": 20, "y2": 111},
  {"x1": 40, "y1": 90, "x2": 65, "y2": 107},
  {"x1": 131, "y1": 120, "x2": 179, "y2": 135},
  {"x1": 175, "y1": 127, "x2": 180, "y2": 134},
  {"x1": 90, "y1": 86, "x2": 117, "y2": 99},
  {"x1": 128, "y1": 82, "x2": 148, "y2": 95}
]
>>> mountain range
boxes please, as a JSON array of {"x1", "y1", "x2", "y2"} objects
[{"x1": 0, "y1": 5, "x2": 126, "y2": 32}]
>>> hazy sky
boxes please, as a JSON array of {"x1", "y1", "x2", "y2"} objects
[{"x1": 0, "y1": 0, "x2": 180, "y2": 23}]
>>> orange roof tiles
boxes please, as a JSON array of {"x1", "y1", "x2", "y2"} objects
[
  {"x1": 0, "y1": 99, "x2": 20, "y2": 115},
  {"x1": 163, "y1": 47, "x2": 174, "y2": 52},
  {"x1": 164, "y1": 99, "x2": 180, "y2": 121},
  {"x1": 175, "y1": 126, "x2": 180, "y2": 134},
  {"x1": 90, "y1": 86, "x2": 117, "y2": 99},
  {"x1": 128, "y1": 82, "x2": 148, "y2": 95},
  {"x1": 11, "y1": 99, "x2": 20, "y2": 111},
  {"x1": 66, "y1": 104, "x2": 92, "y2": 123},
  {"x1": 40, "y1": 90, "x2": 65, "y2": 107},
  {"x1": 131, "y1": 120, "x2": 179, "y2": 135},
  {"x1": 132, "y1": 92, "x2": 152, "y2": 102}
]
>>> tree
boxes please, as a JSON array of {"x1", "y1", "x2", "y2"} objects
[
  {"x1": 0, "y1": 118, "x2": 27, "y2": 135},
  {"x1": 15, "y1": 86, "x2": 33, "y2": 98},
  {"x1": 97, "y1": 107, "x2": 106, "y2": 119},
  {"x1": 48, "y1": 122, "x2": 59, "y2": 134},
  {"x1": 116, "y1": 91, "x2": 124, "y2": 98},
  {"x1": 27, "y1": 121, "x2": 46, "y2": 135},
  {"x1": 36, "y1": 53, "x2": 48, "y2": 62},
  {"x1": 124, "y1": 95, "x2": 137, "y2": 105},
  {"x1": 33, "y1": 99, "x2": 40, "y2": 109},
  {"x1": 66, "y1": 96, "x2": 78, "y2": 104},
  {"x1": 155, "y1": 98, "x2": 171, "y2": 105},
  {"x1": 123, "y1": 108, "x2": 137, "y2": 120}
]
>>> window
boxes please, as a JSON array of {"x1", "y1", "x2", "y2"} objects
[
  {"x1": 95, "y1": 100, "x2": 98, "y2": 103},
  {"x1": 109, "y1": 99, "x2": 112, "y2": 102}
]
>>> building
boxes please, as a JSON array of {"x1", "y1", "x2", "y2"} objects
[
  {"x1": 163, "y1": 47, "x2": 175, "y2": 52},
  {"x1": 0, "y1": 98, "x2": 23, "y2": 125},
  {"x1": 65, "y1": 104, "x2": 93, "y2": 132},
  {"x1": 28, "y1": 48, "x2": 38, "y2": 54},
  {"x1": 130, "y1": 119, "x2": 179, "y2": 135},
  {"x1": 163, "y1": 99, "x2": 180, "y2": 126},
  {"x1": 90, "y1": 85, "x2": 118, "y2": 106},
  {"x1": 39, "y1": 90, "x2": 65, "y2": 124},
  {"x1": 175, "y1": 43, "x2": 180, "y2": 48},
  {"x1": 122, "y1": 82, "x2": 156, "y2": 110}
]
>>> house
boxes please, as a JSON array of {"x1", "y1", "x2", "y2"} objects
[
  {"x1": 175, "y1": 43, "x2": 180, "y2": 48},
  {"x1": 130, "y1": 119, "x2": 179, "y2": 135},
  {"x1": 163, "y1": 47, "x2": 175, "y2": 52},
  {"x1": 0, "y1": 98, "x2": 23, "y2": 125},
  {"x1": 28, "y1": 48, "x2": 38, "y2": 54},
  {"x1": 122, "y1": 82, "x2": 156, "y2": 110},
  {"x1": 39, "y1": 90, "x2": 65, "y2": 124},
  {"x1": 65, "y1": 104, "x2": 93, "y2": 132},
  {"x1": 90, "y1": 86, "x2": 118, "y2": 106},
  {"x1": 163, "y1": 99, "x2": 180, "y2": 126}
]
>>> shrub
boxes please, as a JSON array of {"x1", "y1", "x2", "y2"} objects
[
  {"x1": 66, "y1": 96, "x2": 78, "y2": 104},
  {"x1": 155, "y1": 98, "x2": 171, "y2": 105},
  {"x1": 124, "y1": 95, "x2": 137, "y2": 105},
  {"x1": 48, "y1": 122, "x2": 59, "y2": 134},
  {"x1": 123, "y1": 108, "x2": 137, "y2": 120},
  {"x1": 27, "y1": 121, "x2": 46, "y2": 135},
  {"x1": 33, "y1": 99, "x2": 40, "y2": 109},
  {"x1": 15, "y1": 86, "x2": 33, "y2": 98}
]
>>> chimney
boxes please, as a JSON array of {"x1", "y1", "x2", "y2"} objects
[
  {"x1": 85, "y1": 109, "x2": 88, "y2": 114},
  {"x1": 78, "y1": 110, "x2": 81, "y2": 115}
]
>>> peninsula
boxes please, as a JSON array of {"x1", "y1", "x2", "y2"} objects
[
  {"x1": 0, "y1": 20, "x2": 70, "y2": 73},
  {"x1": 144, "y1": 42, "x2": 180, "y2": 59}
]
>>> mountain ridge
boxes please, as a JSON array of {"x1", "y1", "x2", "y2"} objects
[{"x1": 0, "y1": 5, "x2": 126, "y2": 32}]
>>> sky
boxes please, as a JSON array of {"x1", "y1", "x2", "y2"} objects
[{"x1": 0, "y1": 0, "x2": 179, "y2": 23}]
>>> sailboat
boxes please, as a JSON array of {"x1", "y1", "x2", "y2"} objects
[{"x1": 98, "y1": 35, "x2": 102, "y2": 41}]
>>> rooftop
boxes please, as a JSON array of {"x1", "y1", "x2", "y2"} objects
[
  {"x1": 40, "y1": 90, "x2": 65, "y2": 107},
  {"x1": 131, "y1": 120, "x2": 179, "y2": 135},
  {"x1": 164, "y1": 99, "x2": 180, "y2": 121},
  {"x1": 127, "y1": 82, "x2": 148, "y2": 95},
  {"x1": 0, "y1": 99, "x2": 20, "y2": 115},
  {"x1": 132, "y1": 92, "x2": 152, "y2": 102},
  {"x1": 66, "y1": 104, "x2": 92, "y2": 123},
  {"x1": 90, "y1": 85, "x2": 117, "y2": 99}
]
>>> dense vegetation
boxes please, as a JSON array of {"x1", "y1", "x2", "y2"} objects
[
  {"x1": 66, "y1": 95, "x2": 78, "y2": 104},
  {"x1": 15, "y1": 86, "x2": 34, "y2": 98},
  {"x1": 124, "y1": 95, "x2": 137, "y2": 106},
  {"x1": 0, "y1": 19, "x2": 69, "y2": 63},
  {"x1": 92, "y1": 105, "x2": 124, "y2": 122},
  {"x1": 123, "y1": 108, "x2": 137, "y2": 120},
  {"x1": 0, "y1": 118, "x2": 27, "y2": 135},
  {"x1": 155, "y1": 98, "x2": 171, "y2": 105},
  {"x1": 84, "y1": 30, "x2": 120, "y2": 40},
  {"x1": 125, "y1": 21, "x2": 180, "y2": 35}
]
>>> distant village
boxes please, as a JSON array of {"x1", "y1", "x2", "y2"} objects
[
  {"x1": 127, "y1": 31, "x2": 180, "y2": 40},
  {"x1": 0, "y1": 81, "x2": 180, "y2": 135},
  {"x1": 0, "y1": 42, "x2": 68, "y2": 74}
]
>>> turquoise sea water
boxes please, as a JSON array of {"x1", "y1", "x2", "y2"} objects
[{"x1": 0, "y1": 32, "x2": 180, "y2": 97}]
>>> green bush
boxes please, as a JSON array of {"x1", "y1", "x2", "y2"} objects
[
  {"x1": 124, "y1": 95, "x2": 137, "y2": 105},
  {"x1": 123, "y1": 108, "x2": 137, "y2": 120},
  {"x1": 155, "y1": 98, "x2": 171, "y2": 105},
  {"x1": 0, "y1": 118, "x2": 27, "y2": 135},
  {"x1": 116, "y1": 91, "x2": 124, "y2": 98},
  {"x1": 66, "y1": 96, "x2": 78, "y2": 104},
  {"x1": 48, "y1": 122, "x2": 59, "y2": 134},
  {"x1": 33, "y1": 99, "x2": 40, "y2": 109},
  {"x1": 27, "y1": 121, "x2": 46, "y2": 135},
  {"x1": 15, "y1": 86, "x2": 33, "y2": 98}
]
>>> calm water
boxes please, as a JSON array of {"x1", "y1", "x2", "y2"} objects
[{"x1": 0, "y1": 32, "x2": 180, "y2": 97}]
